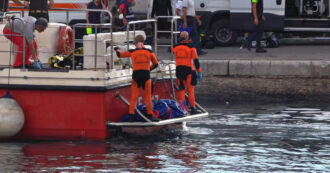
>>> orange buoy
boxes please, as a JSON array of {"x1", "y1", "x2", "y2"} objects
[{"x1": 58, "y1": 26, "x2": 73, "y2": 55}]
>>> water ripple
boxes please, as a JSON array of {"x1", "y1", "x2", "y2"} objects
[{"x1": 0, "y1": 104, "x2": 330, "y2": 172}]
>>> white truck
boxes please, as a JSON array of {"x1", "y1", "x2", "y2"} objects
[
  {"x1": 196, "y1": 0, "x2": 330, "y2": 46},
  {"x1": 8, "y1": 0, "x2": 150, "y2": 24}
]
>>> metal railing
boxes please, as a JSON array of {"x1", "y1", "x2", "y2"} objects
[
  {"x1": 127, "y1": 19, "x2": 158, "y2": 54},
  {"x1": 155, "y1": 16, "x2": 181, "y2": 61},
  {"x1": 158, "y1": 60, "x2": 176, "y2": 99},
  {"x1": 4, "y1": 7, "x2": 113, "y2": 70},
  {"x1": 50, "y1": 8, "x2": 113, "y2": 71},
  {"x1": 125, "y1": 18, "x2": 180, "y2": 98},
  {"x1": 126, "y1": 16, "x2": 181, "y2": 59},
  {"x1": 73, "y1": 23, "x2": 113, "y2": 70},
  {"x1": 0, "y1": 15, "x2": 27, "y2": 69}
]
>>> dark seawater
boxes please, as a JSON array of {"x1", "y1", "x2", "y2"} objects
[{"x1": 1, "y1": 103, "x2": 330, "y2": 172}]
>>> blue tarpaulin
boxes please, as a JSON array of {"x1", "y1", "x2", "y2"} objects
[{"x1": 120, "y1": 99, "x2": 188, "y2": 122}]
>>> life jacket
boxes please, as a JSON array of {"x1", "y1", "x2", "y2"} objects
[
  {"x1": 173, "y1": 42, "x2": 198, "y2": 89},
  {"x1": 118, "y1": 42, "x2": 158, "y2": 89},
  {"x1": 128, "y1": 43, "x2": 156, "y2": 71},
  {"x1": 173, "y1": 42, "x2": 197, "y2": 68},
  {"x1": 121, "y1": 0, "x2": 134, "y2": 20},
  {"x1": 29, "y1": 0, "x2": 48, "y2": 11}
]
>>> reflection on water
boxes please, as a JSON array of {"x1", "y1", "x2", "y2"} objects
[{"x1": 1, "y1": 103, "x2": 330, "y2": 172}]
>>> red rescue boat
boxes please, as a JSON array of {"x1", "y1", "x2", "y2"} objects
[{"x1": 0, "y1": 9, "x2": 208, "y2": 141}]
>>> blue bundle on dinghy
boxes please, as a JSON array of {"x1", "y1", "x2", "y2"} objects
[{"x1": 121, "y1": 99, "x2": 188, "y2": 122}]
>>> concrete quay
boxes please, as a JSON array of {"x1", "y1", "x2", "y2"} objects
[
  {"x1": 158, "y1": 44, "x2": 330, "y2": 103},
  {"x1": 200, "y1": 60, "x2": 330, "y2": 77}
]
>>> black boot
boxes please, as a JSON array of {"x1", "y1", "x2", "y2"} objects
[
  {"x1": 190, "y1": 106, "x2": 202, "y2": 115},
  {"x1": 128, "y1": 114, "x2": 135, "y2": 122},
  {"x1": 146, "y1": 114, "x2": 160, "y2": 122}
]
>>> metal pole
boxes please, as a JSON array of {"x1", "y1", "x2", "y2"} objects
[
  {"x1": 174, "y1": 19, "x2": 178, "y2": 44},
  {"x1": 22, "y1": 36, "x2": 25, "y2": 69},
  {"x1": 300, "y1": 0, "x2": 303, "y2": 16},
  {"x1": 73, "y1": 25, "x2": 76, "y2": 70},
  {"x1": 127, "y1": 24, "x2": 130, "y2": 50},
  {"x1": 66, "y1": 11, "x2": 69, "y2": 25},
  {"x1": 133, "y1": 24, "x2": 136, "y2": 41},
  {"x1": 154, "y1": 19, "x2": 158, "y2": 56},
  {"x1": 20, "y1": 17, "x2": 26, "y2": 69},
  {"x1": 171, "y1": 18, "x2": 174, "y2": 61},
  {"x1": 94, "y1": 26, "x2": 98, "y2": 70},
  {"x1": 168, "y1": 64, "x2": 176, "y2": 99},
  {"x1": 329, "y1": 0, "x2": 330, "y2": 17},
  {"x1": 110, "y1": 24, "x2": 113, "y2": 70}
]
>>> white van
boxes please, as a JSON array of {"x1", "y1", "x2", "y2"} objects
[{"x1": 196, "y1": 0, "x2": 330, "y2": 46}]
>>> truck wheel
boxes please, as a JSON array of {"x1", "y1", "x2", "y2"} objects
[{"x1": 211, "y1": 19, "x2": 237, "y2": 46}]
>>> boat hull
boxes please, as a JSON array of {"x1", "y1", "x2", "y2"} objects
[
  {"x1": 0, "y1": 79, "x2": 177, "y2": 140},
  {"x1": 110, "y1": 123, "x2": 185, "y2": 136}
]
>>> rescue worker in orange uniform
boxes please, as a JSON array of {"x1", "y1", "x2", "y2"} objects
[
  {"x1": 114, "y1": 35, "x2": 159, "y2": 122},
  {"x1": 173, "y1": 31, "x2": 202, "y2": 115}
]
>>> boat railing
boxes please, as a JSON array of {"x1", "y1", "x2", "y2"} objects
[
  {"x1": 1, "y1": 7, "x2": 178, "y2": 84},
  {"x1": 73, "y1": 23, "x2": 113, "y2": 70},
  {"x1": 126, "y1": 19, "x2": 158, "y2": 54},
  {"x1": 9, "y1": 6, "x2": 113, "y2": 25},
  {"x1": 126, "y1": 16, "x2": 181, "y2": 60},
  {"x1": 158, "y1": 60, "x2": 176, "y2": 99},
  {"x1": 0, "y1": 16, "x2": 27, "y2": 69},
  {"x1": 47, "y1": 8, "x2": 113, "y2": 71},
  {"x1": 155, "y1": 16, "x2": 181, "y2": 60},
  {"x1": 0, "y1": 11, "x2": 24, "y2": 22},
  {"x1": 3, "y1": 7, "x2": 113, "y2": 71}
]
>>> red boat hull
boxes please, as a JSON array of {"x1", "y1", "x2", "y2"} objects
[{"x1": 0, "y1": 80, "x2": 177, "y2": 140}]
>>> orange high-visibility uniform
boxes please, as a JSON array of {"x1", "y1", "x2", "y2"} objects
[
  {"x1": 172, "y1": 42, "x2": 201, "y2": 107},
  {"x1": 116, "y1": 43, "x2": 158, "y2": 115}
]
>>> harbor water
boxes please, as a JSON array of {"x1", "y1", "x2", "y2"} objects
[{"x1": 0, "y1": 102, "x2": 329, "y2": 172}]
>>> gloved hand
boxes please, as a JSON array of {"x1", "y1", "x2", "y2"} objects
[
  {"x1": 34, "y1": 60, "x2": 42, "y2": 70},
  {"x1": 114, "y1": 47, "x2": 121, "y2": 57},
  {"x1": 197, "y1": 72, "x2": 202, "y2": 82}
]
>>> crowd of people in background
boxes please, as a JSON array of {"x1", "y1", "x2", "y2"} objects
[
  {"x1": 86, "y1": 0, "x2": 208, "y2": 56},
  {"x1": 1, "y1": 0, "x2": 267, "y2": 54}
]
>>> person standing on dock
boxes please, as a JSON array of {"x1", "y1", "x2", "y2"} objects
[
  {"x1": 24, "y1": 0, "x2": 54, "y2": 21},
  {"x1": 3, "y1": 16, "x2": 48, "y2": 68},
  {"x1": 244, "y1": 0, "x2": 267, "y2": 53},
  {"x1": 114, "y1": 35, "x2": 159, "y2": 122},
  {"x1": 182, "y1": 0, "x2": 207, "y2": 56},
  {"x1": 173, "y1": 31, "x2": 202, "y2": 115}
]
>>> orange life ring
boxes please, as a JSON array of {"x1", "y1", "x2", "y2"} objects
[{"x1": 58, "y1": 26, "x2": 73, "y2": 55}]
